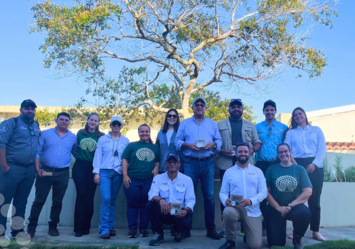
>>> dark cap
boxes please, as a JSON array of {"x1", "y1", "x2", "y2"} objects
[
  {"x1": 229, "y1": 98, "x2": 243, "y2": 107},
  {"x1": 166, "y1": 153, "x2": 180, "y2": 162},
  {"x1": 21, "y1": 99, "x2": 37, "y2": 108},
  {"x1": 263, "y1": 100, "x2": 276, "y2": 111}
]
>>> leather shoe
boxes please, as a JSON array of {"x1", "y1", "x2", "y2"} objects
[
  {"x1": 109, "y1": 230, "x2": 116, "y2": 236},
  {"x1": 206, "y1": 226, "x2": 221, "y2": 240},
  {"x1": 219, "y1": 240, "x2": 235, "y2": 249},
  {"x1": 75, "y1": 232, "x2": 83, "y2": 237},
  {"x1": 48, "y1": 227, "x2": 59, "y2": 236},
  {"x1": 100, "y1": 233, "x2": 110, "y2": 239}
]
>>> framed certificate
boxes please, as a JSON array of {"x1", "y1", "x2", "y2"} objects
[
  {"x1": 42, "y1": 172, "x2": 53, "y2": 177},
  {"x1": 170, "y1": 203, "x2": 182, "y2": 216},
  {"x1": 231, "y1": 194, "x2": 243, "y2": 206},
  {"x1": 196, "y1": 139, "x2": 206, "y2": 148}
]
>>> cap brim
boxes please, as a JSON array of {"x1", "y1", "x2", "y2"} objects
[
  {"x1": 22, "y1": 103, "x2": 37, "y2": 108},
  {"x1": 230, "y1": 100, "x2": 242, "y2": 106}
]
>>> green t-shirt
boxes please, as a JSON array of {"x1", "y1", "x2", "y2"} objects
[
  {"x1": 76, "y1": 130, "x2": 104, "y2": 162},
  {"x1": 265, "y1": 163, "x2": 312, "y2": 211},
  {"x1": 122, "y1": 141, "x2": 160, "y2": 180}
]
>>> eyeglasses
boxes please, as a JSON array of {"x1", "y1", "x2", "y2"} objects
[
  {"x1": 167, "y1": 114, "x2": 177, "y2": 119},
  {"x1": 231, "y1": 98, "x2": 242, "y2": 102},
  {"x1": 194, "y1": 104, "x2": 206, "y2": 108},
  {"x1": 111, "y1": 122, "x2": 122, "y2": 127},
  {"x1": 28, "y1": 126, "x2": 35, "y2": 136}
]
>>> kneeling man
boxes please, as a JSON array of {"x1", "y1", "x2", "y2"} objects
[
  {"x1": 147, "y1": 153, "x2": 195, "y2": 246},
  {"x1": 219, "y1": 142, "x2": 267, "y2": 249}
]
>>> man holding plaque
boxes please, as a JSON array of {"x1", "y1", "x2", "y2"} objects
[
  {"x1": 175, "y1": 97, "x2": 222, "y2": 240},
  {"x1": 219, "y1": 142, "x2": 267, "y2": 249},
  {"x1": 146, "y1": 153, "x2": 195, "y2": 246}
]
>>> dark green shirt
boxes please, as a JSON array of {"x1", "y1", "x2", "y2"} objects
[
  {"x1": 76, "y1": 130, "x2": 104, "y2": 162},
  {"x1": 122, "y1": 141, "x2": 160, "y2": 180},
  {"x1": 265, "y1": 163, "x2": 312, "y2": 211}
]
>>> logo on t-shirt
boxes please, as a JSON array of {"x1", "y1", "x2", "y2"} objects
[
  {"x1": 80, "y1": 138, "x2": 97, "y2": 152},
  {"x1": 136, "y1": 148, "x2": 155, "y2": 162},
  {"x1": 276, "y1": 175, "x2": 297, "y2": 192}
]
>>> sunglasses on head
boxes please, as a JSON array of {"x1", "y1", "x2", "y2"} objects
[
  {"x1": 231, "y1": 98, "x2": 242, "y2": 102},
  {"x1": 167, "y1": 114, "x2": 177, "y2": 119},
  {"x1": 111, "y1": 122, "x2": 122, "y2": 127}
]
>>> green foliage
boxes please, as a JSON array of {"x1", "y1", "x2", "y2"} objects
[
  {"x1": 344, "y1": 166, "x2": 355, "y2": 183},
  {"x1": 322, "y1": 157, "x2": 333, "y2": 182},
  {"x1": 333, "y1": 155, "x2": 345, "y2": 182},
  {"x1": 35, "y1": 108, "x2": 58, "y2": 126}
]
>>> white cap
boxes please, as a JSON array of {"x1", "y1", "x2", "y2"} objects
[{"x1": 110, "y1": 116, "x2": 123, "y2": 125}]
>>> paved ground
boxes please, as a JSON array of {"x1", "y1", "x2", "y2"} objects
[{"x1": 3, "y1": 225, "x2": 355, "y2": 248}]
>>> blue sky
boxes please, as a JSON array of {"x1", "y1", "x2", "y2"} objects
[{"x1": 1, "y1": 0, "x2": 354, "y2": 122}]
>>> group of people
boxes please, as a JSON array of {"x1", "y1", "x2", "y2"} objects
[{"x1": 0, "y1": 97, "x2": 327, "y2": 249}]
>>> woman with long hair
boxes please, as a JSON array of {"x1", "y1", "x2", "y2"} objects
[
  {"x1": 265, "y1": 143, "x2": 312, "y2": 248},
  {"x1": 284, "y1": 107, "x2": 327, "y2": 241},
  {"x1": 156, "y1": 109, "x2": 183, "y2": 173},
  {"x1": 122, "y1": 124, "x2": 160, "y2": 238},
  {"x1": 93, "y1": 116, "x2": 130, "y2": 239},
  {"x1": 73, "y1": 112, "x2": 104, "y2": 237}
]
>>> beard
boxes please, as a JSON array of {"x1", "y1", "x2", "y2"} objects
[
  {"x1": 237, "y1": 156, "x2": 249, "y2": 164},
  {"x1": 229, "y1": 110, "x2": 242, "y2": 119}
]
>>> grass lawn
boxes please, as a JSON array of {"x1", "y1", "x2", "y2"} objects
[
  {"x1": 3, "y1": 240, "x2": 139, "y2": 249},
  {"x1": 273, "y1": 239, "x2": 355, "y2": 249}
]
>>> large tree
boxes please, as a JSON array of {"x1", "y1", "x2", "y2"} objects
[{"x1": 31, "y1": 0, "x2": 337, "y2": 118}]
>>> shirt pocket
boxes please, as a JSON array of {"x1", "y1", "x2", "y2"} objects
[
  {"x1": 159, "y1": 185, "x2": 170, "y2": 199},
  {"x1": 244, "y1": 127, "x2": 252, "y2": 143},
  {"x1": 175, "y1": 185, "x2": 186, "y2": 202}
]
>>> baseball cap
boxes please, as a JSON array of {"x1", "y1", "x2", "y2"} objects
[
  {"x1": 166, "y1": 152, "x2": 180, "y2": 162},
  {"x1": 229, "y1": 98, "x2": 243, "y2": 107},
  {"x1": 110, "y1": 116, "x2": 123, "y2": 125},
  {"x1": 192, "y1": 97, "x2": 206, "y2": 105},
  {"x1": 21, "y1": 99, "x2": 37, "y2": 108},
  {"x1": 263, "y1": 100, "x2": 277, "y2": 111}
]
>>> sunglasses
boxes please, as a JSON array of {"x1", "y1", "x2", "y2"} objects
[
  {"x1": 167, "y1": 114, "x2": 177, "y2": 119},
  {"x1": 111, "y1": 122, "x2": 122, "y2": 127},
  {"x1": 28, "y1": 126, "x2": 35, "y2": 136},
  {"x1": 231, "y1": 98, "x2": 242, "y2": 102},
  {"x1": 194, "y1": 104, "x2": 206, "y2": 108}
]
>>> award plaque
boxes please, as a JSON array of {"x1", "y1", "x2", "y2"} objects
[
  {"x1": 231, "y1": 194, "x2": 243, "y2": 206},
  {"x1": 196, "y1": 139, "x2": 206, "y2": 148},
  {"x1": 42, "y1": 171, "x2": 53, "y2": 177},
  {"x1": 232, "y1": 145, "x2": 236, "y2": 156},
  {"x1": 170, "y1": 203, "x2": 182, "y2": 216}
]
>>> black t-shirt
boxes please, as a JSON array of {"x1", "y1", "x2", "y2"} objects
[{"x1": 229, "y1": 118, "x2": 243, "y2": 145}]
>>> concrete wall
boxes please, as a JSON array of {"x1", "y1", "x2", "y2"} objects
[
  {"x1": 325, "y1": 152, "x2": 355, "y2": 169},
  {"x1": 23, "y1": 181, "x2": 355, "y2": 230}
]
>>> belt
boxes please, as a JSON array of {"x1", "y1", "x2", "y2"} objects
[
  {"x1": 8, "y1": 161, "x2": 34, "y2": 167},
  {"x1": 41, "y1": 165, "x2": 69, "y2": 172},
  {"x1": 185, "y1": 155, "x2": 214, "y2": 161}
]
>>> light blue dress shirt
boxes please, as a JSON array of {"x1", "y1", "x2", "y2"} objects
[
  {"x1": 255, "y1": 120, "x2": 287, "y2": 162},
  {"x1": 36, "y1": 128, "x2": 78, "y2": 168},
  {"x1": 175, "y1": 117, "x2": 222, "y2": 158}
]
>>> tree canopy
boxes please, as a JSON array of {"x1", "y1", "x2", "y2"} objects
[{"x1": 31, "y1": 0, "x2": 337, "y2": 117}]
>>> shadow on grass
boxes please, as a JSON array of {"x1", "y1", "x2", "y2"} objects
[{"x1": 272, "y1": 239, "x2": 355, "y2": 249}]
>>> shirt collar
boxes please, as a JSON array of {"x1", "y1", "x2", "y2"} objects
[
  {"x1": 164, "y1": 171, "x2": 180, "y2": 183},
  {"x1": 193, "y1": 116, "x2": 205, "y2": 124},
  {"x1": 263, "y1": 119, "x2": 277, "y2": 126},
  {"x1": 235, "y1": 163, "x2": 250, "y2": 170},
  {"x1": 296, "y1": 124, "x2": 310, "y2": 131}
]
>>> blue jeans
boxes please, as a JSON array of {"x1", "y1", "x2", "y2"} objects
[
  {"x1": 184, "y1": 158, "x2": 215, "y2": 229},
  {"x1": 99, "y1": 169, "x2": 123, "y2": 235},
  {"x1": 123, "y1": 178, "x2": 152, "y2": 229}
]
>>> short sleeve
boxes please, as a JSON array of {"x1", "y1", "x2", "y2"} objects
[
  {"x1": 299, "y1": 166, "x2": 312, "y2": 189},
  {"x1": 122, "y1": 143, "x2": 132, "y2": 160}
]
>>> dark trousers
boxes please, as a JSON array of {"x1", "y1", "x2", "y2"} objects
[
  {"x1": 72, "y1": 159, "x2": 97, "y2": 232},
  {"x1": 266, "y1": 204, "x2": 311, "y2": 246},
  {"x1": 219, "y1": 169, "x2": 226, "y2": 221},
  {"x1": 28, "y1": 167, "x2": 69, "y2": 229},
  {"x1": 123, "y1": 177, "x2": 152, "y2": 229},
  {"x1": 0, "y1": 164, "x2": 35, "y2": 236},
  {"x1": 295, "y1": 157, "x2": 324, "y2": 232},
  {"x1": 146, "y1": 201, "x2": 191, "y2": 234},
  {"x1": 255, "y1": 160, "x2": 279, "y2": 228}
]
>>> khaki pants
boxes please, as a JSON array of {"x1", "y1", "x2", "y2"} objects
[{"x1": 223, "y1": 206, "x2": 263, "y2": 249}]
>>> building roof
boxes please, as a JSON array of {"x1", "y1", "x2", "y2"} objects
[{"x1": 326, "y1": 142, "x2": 355, "y2": 150}]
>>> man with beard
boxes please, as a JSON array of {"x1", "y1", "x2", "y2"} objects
[
  {"x1": 0, "y1": 99, "x2": 40, "y2": 238},
  {"x1": 217, "y1": 99, "x2": 261, "y2": 237},
  {"x1": 255, "y1": 100, "x2": 287, "y2": 236},
  {"x1": 218, "y1": 142, "x2": 267, "y2": 249}
]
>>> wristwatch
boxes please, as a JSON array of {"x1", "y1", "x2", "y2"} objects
[
  {"x1": 252, "y1": 147, "x2": 256, "y2": 153},
  {"x1": 288, "y1": 204, "x2": 293, "y2": 208},
  {"x1": 213, "y1": 142, "x2": 217, "y2": 149}
]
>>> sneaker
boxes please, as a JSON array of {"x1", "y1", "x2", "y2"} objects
[
  {"x1": 174, "y1": 232, "x2": 183, "y2": 242},
  {"x1": 219, "y1": 240, "x2": 235, "y2": 249},
  {"x1": 48, "y1": 227, "x2": 59, "y2": 236},
  {"x1": 100, "y1": 233, "x2": 110, "y2": 239},
  {"x1": 27, "y1": 229, "x2": 36, "y2": 238},
  {"x1": 169, "y1": 225, "x2": 176, "y2": 236},
  {"x1": 83, "y1": 230, "x2": 90, "y2": 235},
  {"x1": 75, "y1": 232, "x2": 83, "y2": 237},
  {"x1": 240, "y1": 223, "x2": 244, "y2": 236},
  {"x1": 293, "y1": 235, "x2": 304, "y2": 249},
  {"x1": 219, "y1": 230, "x2": 226, "y2": 238},
  {"x1": 206, "y1": 225, "x2": 221, "y2": 240},
  {"x1": 128, "y1": 228, "x2": 137, "y2": 238},
  {"x1": 149, "y1": 233, "x2": 165, "y2": 246},
  {"x1": 109, "y1": 230, "x2": 116, "y2": 236},
  {"x1": 140, "y1": 228, "x2": 149, "y2": 237}
]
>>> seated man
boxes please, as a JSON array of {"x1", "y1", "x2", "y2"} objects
[
  {"x1": 219, "y1": 142, "x2": 267, "y2": 249},
  {"x1": 146, "y1": 153, "x2": 195, "y2": 246}
]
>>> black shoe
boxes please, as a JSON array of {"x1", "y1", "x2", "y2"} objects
[
  {"x1": 140, "y1": 227, "x2": 149, "y2": 237},
  {"x1": 219, "y1": 240, "x2": 235, "y2": 249},
  {"x1": 174, "y1": 232, "x2": 183, "y2": 242},
  {"x1": 169, "y1": 225, "x2": 176, "y2": 236},
  {"x1": 27, "y1": 229, "x2": 36, "y2": 238},
  {"x1": 206, "y1": 226, "x2": 221, "y2": 240},
  {"x1": 109, "y1": 230, "x2": 116, "y2": 236},
  {"x1": 48, "y1": 227, "x2": 59, "y2": 236},
  {"x1": 100, "y1": 233, "x2": 110, "y2": 239},
  {"x1": 128, "y1": 228, "x2": 137, "y2": 238},
  {"x1": 185, "y1": 230, "x2": 191, "y2": 238},
  {"x1": 75, "y1": 232, "x2": 83, "y2": 237},
  {"x1": 11, "y1": 229, "x2": 25, "y2": 238},
  {"x1": 149, "y1": 234, "x2": 165, "y2": 246},
  {"x1": 83, "y1": 230, "x2": 90, "y2": 235},
  {"x1": 293, "y1": 235, "x2": 304, "y2": 249}
]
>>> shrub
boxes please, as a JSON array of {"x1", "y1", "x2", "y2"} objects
[
  {"x1": 323, "y1": 157, "x2": 333, "y2": 182},
  {"x1": 345, "y1": 166, "x2": 355, "y2": 182}
]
